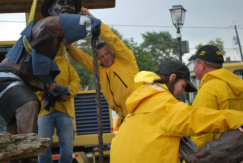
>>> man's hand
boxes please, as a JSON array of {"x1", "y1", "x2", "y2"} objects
[
  {"x1": 92, "y1": 25, "x2": 101, "y2": 40},
  {"x1": 60, "y1": 94, "x2": 70, "y2": 101},
  {"x1": 62, "y1": 39, "x2": 71, "y2": 51},
  {"x1": 48, "y1": 83, "x2": 55, "y2": 91},
  {"x1": 81, "y1": 7, "x2": 94, "y2": 18}
]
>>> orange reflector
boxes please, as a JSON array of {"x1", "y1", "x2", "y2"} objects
[
  {"x1": 52, "y1": 153, "x2": 79, "y2": 160},
  {"x1": 52, "y1": 155, "x2": 60, "y2": 160}
]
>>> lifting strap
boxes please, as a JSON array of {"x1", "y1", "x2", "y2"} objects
[
  {"x1": 23, "y1": 35, "x2": 32, "y2": 55},
  {"x1": 23, "y1": 0, "x2": 38, "y2": 54},
  {"x1": 27, "y1": 0, "x2": 38, "y2": 24}
]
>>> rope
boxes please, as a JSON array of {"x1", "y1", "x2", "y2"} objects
[{"x1": 91, "y1": 27, "x2": 104, "y2": 163}]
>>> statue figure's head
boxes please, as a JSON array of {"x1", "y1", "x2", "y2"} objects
[{"x1": 41, "y1": 0, "x2": 82, "y2": 17}]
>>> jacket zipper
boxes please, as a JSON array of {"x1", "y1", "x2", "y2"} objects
[
  {"x1": 113, "y1": 72, "x2": 128, "y2": 88},
  {"x1": 106, "y1": 73, "x2": 121, "y2": 108}
]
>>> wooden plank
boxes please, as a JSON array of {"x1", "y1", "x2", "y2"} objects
[
  {"x1": 0, "y1": 0, "x2": 115, "y2": 13},
  {"x1": 0, "y1": 0, "x2": 39, "y2": 13},
  {"x1": 83, "y1": 0, "x2": 115, "y2": 9}
]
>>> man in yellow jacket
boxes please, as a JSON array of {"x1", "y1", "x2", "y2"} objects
[
  {"x1": 189, "y1": 45, "x2": 243, "y2": 149},
  {"x1": 67, "y1": 8, "x2": 139, "y2": 122},
  {"x1": 110, "y1": 60, "x2": 243, "y2": 163},
  {"x1": 37, "y1": 43, "x2": 80, "y2": 163}
]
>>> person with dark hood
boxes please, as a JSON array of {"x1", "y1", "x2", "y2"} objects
[{"x1": 110, "y1": 60, "x2": 243, "y2": 163}]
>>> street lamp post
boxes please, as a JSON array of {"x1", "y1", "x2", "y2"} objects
[{"x1": 170, "y1": 5, "x2": 186, "y2": 62}]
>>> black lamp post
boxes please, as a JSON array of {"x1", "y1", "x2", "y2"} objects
[{"x1": 170, "y1": 5, "x2": 186, "y2": 62}]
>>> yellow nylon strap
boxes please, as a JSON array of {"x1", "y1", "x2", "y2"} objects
[
  {"x1": 23, "y1": 36, "x2": 32, "y2": 55},
  {"x1": 27, "y1": 0, "x2": 38, "y2": 25}
]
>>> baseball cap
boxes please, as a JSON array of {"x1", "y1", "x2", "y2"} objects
[
  {"x1": 157, "y1": 60, "x2": 197, "y2": 92},
  {"x1": 189, "y1": 45, "x2": 224, "y2": 63}
]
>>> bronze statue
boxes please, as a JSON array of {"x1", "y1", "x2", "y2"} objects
[
  {"x1": 0, "y1": 0, "x2": 100, "y2": 162},
  {"x1": 41, "y1": 0, "x2": 82, "y2": 17},
  {"x1": 180, "y1": 129, "x2": 243, "y2": 162}
]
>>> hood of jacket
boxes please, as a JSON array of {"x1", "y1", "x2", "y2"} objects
[
  {"x1": 200, "y1": 68, "x2": 243, "y2": 95},
  {"x1": 126, "y1": 71, "x2": 169, "y2": 113}
]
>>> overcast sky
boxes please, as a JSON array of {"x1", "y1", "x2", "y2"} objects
[{"x1": 0, "y1": 0, "x2": 243, "y2": 62}]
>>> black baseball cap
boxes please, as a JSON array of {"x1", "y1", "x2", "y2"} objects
[
  {"x1": 157, "y1": 60, "x2": 197, "y2": 92},
  {"x1": 189, "y1": 45, "x2": 224, "y2": 63}
]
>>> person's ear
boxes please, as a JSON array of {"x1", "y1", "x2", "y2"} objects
[
  {"x1": 169, "y1": 73, "x2": 177, "y2": 82},
  {"x1": 199, "y1": 61, "x2": 206, "y2": 71}
]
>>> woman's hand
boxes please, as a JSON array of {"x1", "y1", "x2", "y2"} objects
[{"x1": 239, "y1": 127, "x2": 243, "y2": 132}]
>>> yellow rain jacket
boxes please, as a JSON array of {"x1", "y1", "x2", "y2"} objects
[
  {"x1": 37, "y1": 51, "x2": 80, "y2": 118},
  {"x1": 110, "y1": 71, "x2": 243, "y2": 163},
  {"x1": 192, "y1": 68, "x2": 243, "y2": 148},
  {"x1": 68, "y1": 23, "x2": 139, "y2": 119}
]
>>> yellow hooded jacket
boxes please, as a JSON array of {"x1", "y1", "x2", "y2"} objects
[
  {"x1": 191, "y1": 68, "x2": 243, "y2": 148},
  {"x1": 68, "y1": 23, "x2": 139, "y2": 119},
  {"x1": 110, "y1": 71, "x2": 243, "y2": 163},
  {"x1": 37, "y1": 47, "x2": 80, "y2": 118}
]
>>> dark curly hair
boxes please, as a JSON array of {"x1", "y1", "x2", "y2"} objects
[{"x1": 41, "y1": 0, "x2": 82, "y2": 17}]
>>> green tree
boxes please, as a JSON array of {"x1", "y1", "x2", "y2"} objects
[
  {"x1": 124, "y1": 38, "x2": 156, "y2": 72},
  {"x1": 195, "y1": 38, "x2": 225, "y2": 55},
  {"x1": 69, "y1": 35, "x2": 95, "y2": 90},
  {"x1": 140, "y1": 31, "x2": 178, "y2": 64}
]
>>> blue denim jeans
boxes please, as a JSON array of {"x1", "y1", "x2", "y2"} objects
[{"x1": 38, "y1": 110, "x2": 74, "y2": 163}]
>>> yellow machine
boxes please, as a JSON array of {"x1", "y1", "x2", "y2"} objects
[
  {"x1": 223, "y1": 61, "x2": 243, "y2": 78},
  {"x1": 52, "y1": 90, "x2": 115, "y2": 163},
  {"x1": 0, "y1": 41, "x2": 16, "y2": 62}
]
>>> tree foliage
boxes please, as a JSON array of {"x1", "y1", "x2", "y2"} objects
[
  {"x1": 124, "y1": 38, "x2": 156, "y2": 72},
  {"x1": 195, "y1": 38, "x2": 225, "y2": 55},
  {"x1": 69, "y1": 36, "x2": 95, "y2": 90},
  {"x1": 140, "y1": 31, "x2": 179, "y2": 64}
]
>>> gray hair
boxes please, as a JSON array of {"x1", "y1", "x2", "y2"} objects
[{"x1": 196, "y1": 58, "x2": 222, "y2": 69}]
